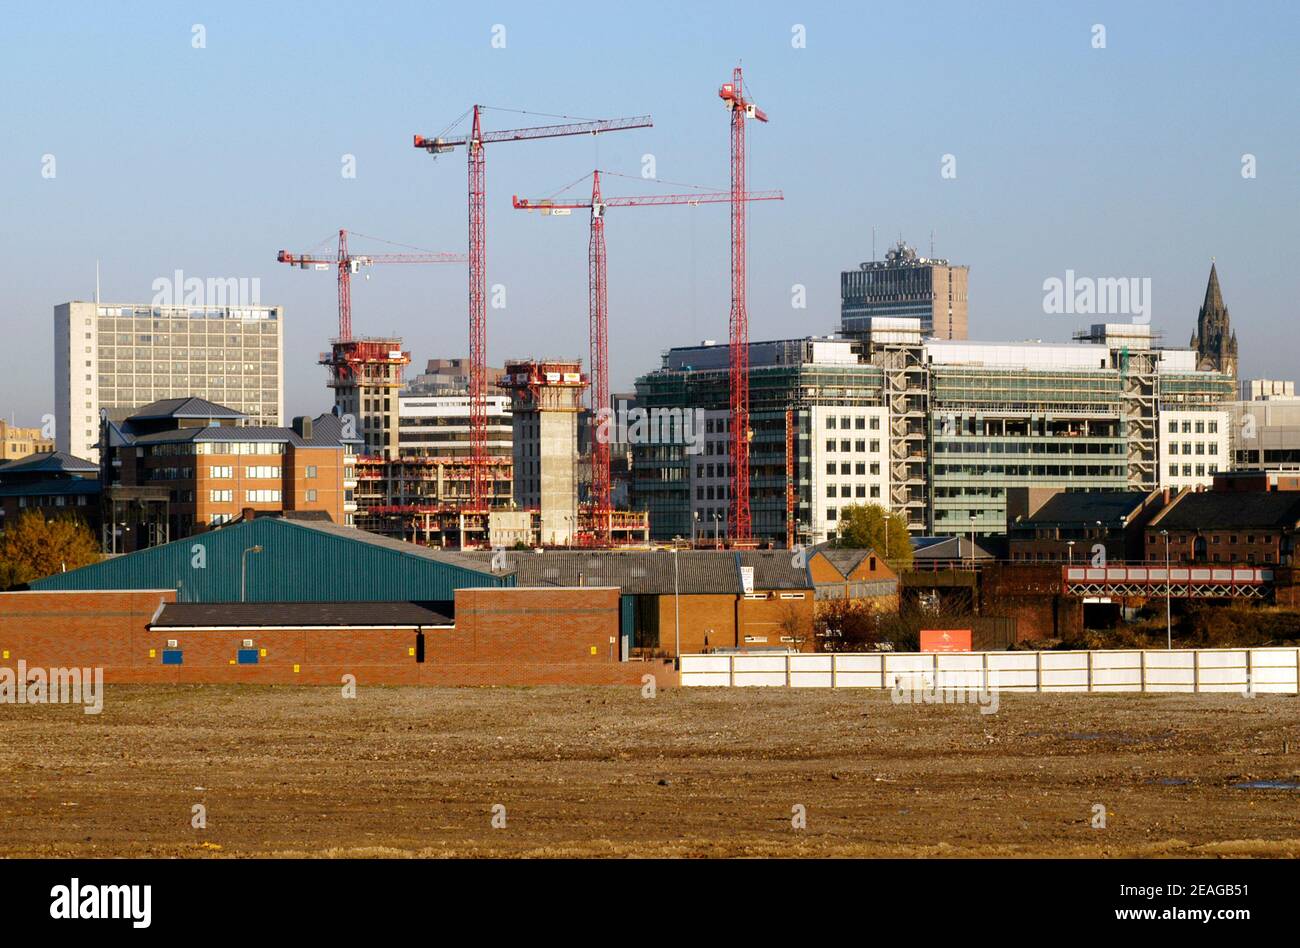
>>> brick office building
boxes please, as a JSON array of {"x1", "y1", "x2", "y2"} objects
[
  {"x1": 101, "y1": 397, "x2": 358, "y2": 549},
  {"x1": 1145, "y1": 491, "x2": 1300, "y2": 565}
]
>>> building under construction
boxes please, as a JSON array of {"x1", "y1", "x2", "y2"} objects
[{"x1": 633, "y1": 319, "x2": 1234, "y2": 546}]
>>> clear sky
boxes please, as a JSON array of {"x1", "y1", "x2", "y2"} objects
[{"x1": 3, "y1": 0, "x2": 1298, "y2": 425}]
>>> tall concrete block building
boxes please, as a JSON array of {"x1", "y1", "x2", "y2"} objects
[
  {"x1": 502, "y1": 359, "x2": 583, "y2": 545},
  {"x1": 841, "y1": 240, "x2": 969, "y2": 341},
  {"x1": 55, "y1": 301, "x2": 284, "y2": 463}
]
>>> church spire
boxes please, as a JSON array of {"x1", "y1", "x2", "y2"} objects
[{"x1": 1193, "y1": 260, "x2": 1236, "y2": 376}]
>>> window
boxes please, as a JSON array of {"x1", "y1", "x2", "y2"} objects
[
  {"x1": 245, "y1": 489, "x2": 281, "y2": 503},
  {"x1": 210, "y1": 466, "x2": 232, "y2": 478},
  {"x1": 826, "y1": 485, "x2": 836, "y2": 498},
  {"x1": 826, "y1": 463, "x2": 836, "y2": 475},
  {"x1": 854, "y1": 417, "x2": 865, "y2": 430},
  {"x1": 210, "y1": 489, "x2": 233, "y2": 503},
  {"x1": 825, "y1": 439, "x2": 835, "y2": 452},
  {"x1": 825, "y1": 417, "x2": 836, "y2": 430},
  {"x1": 826, "y1": 507, "x2": 837, "y2": 523},
  {"x1": 306, "y1": 465, "x2": 318, "y2": 478},
  {"x1": 306, "y1": 489, "x2": 317, "y2": 502}
]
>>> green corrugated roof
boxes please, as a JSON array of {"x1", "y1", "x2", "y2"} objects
[{"x1": 29, "y1": 518, "x2": 512, "y2": 602}]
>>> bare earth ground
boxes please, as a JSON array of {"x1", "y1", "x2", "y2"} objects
[{"x1": 1, "y1": 685, "x2": 1298, "y2": 857}]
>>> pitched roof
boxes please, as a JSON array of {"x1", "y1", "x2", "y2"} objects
[
  {"x1": 152, "y1": 600, "x2": 453, "y2": 628},
  {"x1": 1017, "y1": 491, "x2": 1150, "y2": 526},
  {"x1": 808, "y1": 544, "x2": 878, "y2": 576},
  {"x1": 126, "y1": 413, "x2": 353, "y2": 448},
  {"x1": 911, "y1": 536, "x2": 996, "y2": 560},
  {"x1": 1153, "y1": 491, "x2": 1300, "y2": 531},
  {"x1": 278, "y1": 518, "x2": 494, "y2": 572},
  {"x1": 0, "y1": 451, "x2": 98, "y2": 477},
  {"x1": 0, "y1": 478, "x2": 101, "y2": 498},
  {"x1": 128, "y1": 396, "x2": 247, "y2": 421},
  {"x1": 454, "y1": 549, "x2": 811, "y2": 595}
]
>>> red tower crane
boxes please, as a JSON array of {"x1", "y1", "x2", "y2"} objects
[
  {"x1": 276, "y1": 228, "x2": 465, "y2": 350},
  {"x1": 718, "y1": 66, "x2": 768, "y2": 543},
  {"x1": 513, "y1": 172, "x2": 782, "y2": 545},
  {"x1": 413, "y1": 107, "x2": 652, "y2": 511}
]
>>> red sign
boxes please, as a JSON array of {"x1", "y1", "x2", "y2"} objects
[{"x1": 920, "y1": 629, "x2": 972, "y2": 652}]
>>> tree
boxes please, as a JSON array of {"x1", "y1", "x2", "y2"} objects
[
  {"x1": 778, "y1": 602, "x2": 813, "y2": 651},
  {"x1": 0, "y1": 511, "x2": 101, "y2": 589},
  {"x1": 834, "y1": 503, "x2": 913, "y2": 569},
  {"x1": 813, "y1": 598, "x2": 882, "y2": 652}
]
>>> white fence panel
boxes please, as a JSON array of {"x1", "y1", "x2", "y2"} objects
[{"x1": 679, "y1": 647, "x2": 1299, "y2": 694}]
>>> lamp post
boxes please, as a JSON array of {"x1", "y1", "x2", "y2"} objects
[
  {"x1": 1160, "y1": 529, "x2": 1171, "y2": 650},
  {"x1": 240, "y1": 544, "x2": 263, "y2": 602},
  {"x1": 968, "y1": 513, "x2": 977, "y2": 569},
  {"x1": 692, "y1": 510, "x2": 699, "y2": 547},
  {"x1": 671, "y1": 539, "x2": 682, "y2": 667},
  {"x1": 712, "y1": 512, "x2": 721, "y2": 549},
  {"x1": 1066, "y1": 539, "x2": 1075, "y2": 565}
]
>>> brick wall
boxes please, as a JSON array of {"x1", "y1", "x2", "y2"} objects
[
  {"x1": 655, "y1": 589, "x2": 816, "y2": 654},
  {"x1": 0, "y1": 587, "x2": 671, "y2": 686}
]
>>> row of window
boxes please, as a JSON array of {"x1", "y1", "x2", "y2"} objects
[
  {"x1": 1167, "y1": 441, "x2": 1218, "y2": 456},
  {"x1": 826, "y1": 462, "x2": 882, "y2": 476},
  {"x1": 824, "y1": 439, "x2": 882, "y2": 454},
  {"x1": 1168, "y1": 419, "x2": 1219, "y2": 434},
  {"x1": 1167, "y1": 463, "x2": 1218, "y2": 478},
  {"x1": 825, "y1": 416, "x2": 882, "y2": 431},
  {"x1": 208, "y1": 489, "x2": 288, "y2": 503},
  {"x1": 827, "y1": 484, "x2": 882, "y2": 499}
]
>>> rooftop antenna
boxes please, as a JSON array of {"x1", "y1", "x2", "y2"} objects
[
  {"x1": 94, "y1": 260, "x2": 100, "y2": 305},
  {"x1": 930, "y1": 229, "x2": 935, "y2": 257},
  {"x1": 872, "y1": 225, "x2": 876, "y2": 261}
]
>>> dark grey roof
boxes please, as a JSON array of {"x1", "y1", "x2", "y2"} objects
[
  {"x1": 808, "y1": 544, "x2": 878, "y2": 577},
  {"x1": 0, "y1": 451, "x2": 98, "y2": 477},
  {"x1": 153, "y1": 600, "x2": 453, "y2": 628},
  {"x1": 1018, "y1": 491, "x2": 1150, "y2": 526},
  {"x1": 456, "y1": 549, "x2": 811, "y2": 595},
  {"x1": 910, "y1": 536, "x2": 995, "y2": 560},
  {"x1": 127, "y1": 413, "x2": 351, "y2": 448},
  {"x1": 0, "y1": 478, "x2": 101, "y2": 498},
  {"x1": 1154, "y1": 492, "x2": 1300, "y2": 531},
  {"x1": 128, "y1": 396, "x2": 247, "y2": 421}
]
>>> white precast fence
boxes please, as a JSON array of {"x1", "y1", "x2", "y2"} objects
[{"x1": 679, "y1": 648, "x2": 1300, "y2": 694}]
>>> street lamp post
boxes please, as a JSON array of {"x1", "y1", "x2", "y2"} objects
[
  {"x1": 240, "y1": 544, "x2": 263, "y2": 603},
  {"x1": 1161, "y1": 529, "x2": 1172, "y2": 650},
  {"x1": 712, "y1": 512, "x2": 721, "y2": 549},
  {"x1": 671, "y1": 540, "x2": 682, "y2": 667},
  {"x1": 968, "y1": 513, "x2": 977, "y2": 569},
  {"x1": 692, "y1": 510, "x2": 699, "y2": 547}
]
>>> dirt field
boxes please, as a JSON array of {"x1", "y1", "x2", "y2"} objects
[{"x1": 1, "y1": 684, "x2": 1298, "y2": 857}]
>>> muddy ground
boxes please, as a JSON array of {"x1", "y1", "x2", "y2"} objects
[{"x1": 0, "y1": 685, "x2": 1297, "y2": 857}]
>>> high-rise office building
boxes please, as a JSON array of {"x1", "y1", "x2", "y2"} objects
[
  {"x1": 633, "y1": 321, "x2": 1233, "y2": 544},
  {"x1": 841, "y1": 240, "x2": 969, "y2": 340},
  {"x1": 54, "y1": 301, "x2": 284, "y2": 463}
]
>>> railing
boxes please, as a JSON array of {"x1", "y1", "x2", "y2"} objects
[{"x1": 679, "y1": 648, "x2": 1300, "y2": 694}]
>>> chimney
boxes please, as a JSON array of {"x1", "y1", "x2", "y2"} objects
[{"x1": 292, "y1": 415, "x2": 313, "y2": 441}]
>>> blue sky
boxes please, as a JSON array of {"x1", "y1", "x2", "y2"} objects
[{"x1": 3, "y1": 0, "x2": 1298, "y2": 423}]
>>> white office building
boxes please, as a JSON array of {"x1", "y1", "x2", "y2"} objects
[{"x1": 55, "y1": 301, "x2": 284, "y2": 462}]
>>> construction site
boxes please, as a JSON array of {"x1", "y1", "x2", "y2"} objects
[{"x1": 268, "y1": 72, "x2": 775, "y2": 550}]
